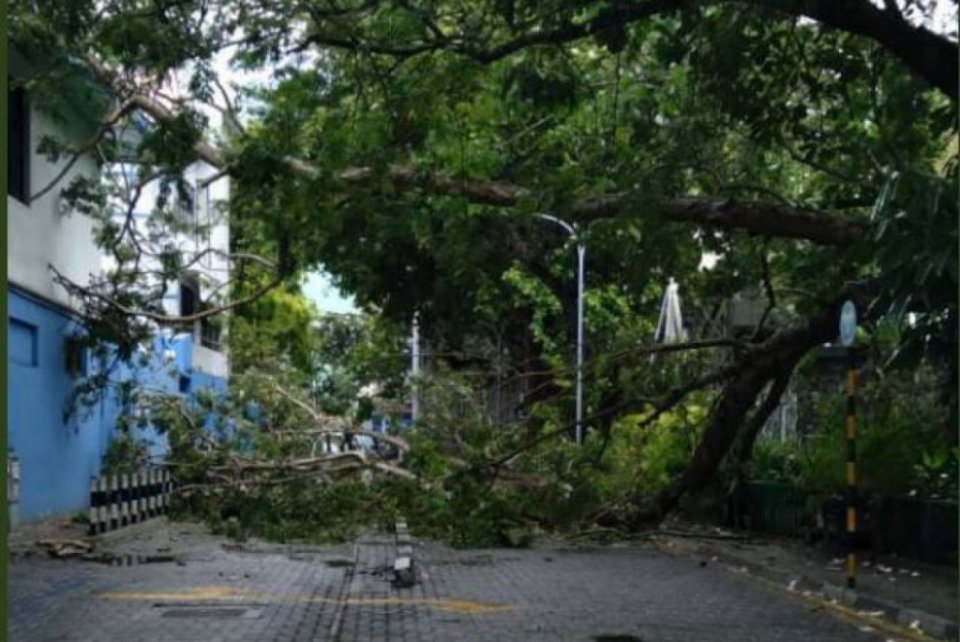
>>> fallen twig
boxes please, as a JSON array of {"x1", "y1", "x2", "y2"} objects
[
  {"x1": 36, "y1": 539, "x2": 95, "y2": 558},
  {"x1": 656, "y1": 529, "x2": 752, "y2": 541}
]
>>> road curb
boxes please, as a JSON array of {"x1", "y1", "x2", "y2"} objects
[
  {"x1": 392, "y1": 518, "x2": 416, "y2": 587},
  {"x1": 668, "y1": 538, "x2": 956, "y2": 640}
]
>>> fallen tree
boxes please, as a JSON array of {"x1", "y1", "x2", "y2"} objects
[{"x1": 13, "y1": 1, "x2": 955, "y2": 539}]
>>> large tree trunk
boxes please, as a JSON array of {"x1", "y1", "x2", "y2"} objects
[
  {"x1": 736, "y1": 372, "x2": 794, "y2": 468},
  {"x1": 724, "y1": 370, "x2": 793, "y2": 527},
  {"x1": 632, "y1": 285, "x2": 873, "y2": 525}
]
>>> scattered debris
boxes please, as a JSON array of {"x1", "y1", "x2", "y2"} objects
[
  {"x1": 36, "y1": 539, "x2": 94, "y2": 558},
  {"x1": 96, "y1": 553, "x2": 179, "y2": 566},
  {"x1": 658, "y1": 529, "x2": 750, "y2": 541},
  {"x1": 393, "y1": 556, "x2": 416, "y2": 587},
  {"x1": 324, "y1": 559, "x2": 354, "y2": 568}
]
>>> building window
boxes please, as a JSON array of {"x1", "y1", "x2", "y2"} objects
[
  {"x1": 179, "y1": 274, "x2": 199, "y2": 318},
  {"x1": 7, "y1": 86, "x2": 29, "y2": 203},
  {"x1": 178, "y1": 180, "x2": 195, "y2": 225},
  {"x1": 200, "y1": 316, "x2": 222, "y2": 351},
  {"x1": 64, "y1": 336, "x2": 88, "y2": 377},
  {"x1": 9, "y1": 318, "x2": 37, "y2": 367},
  {"x1": 179, "y1": 272, "x2": 223, "y2": 351}
]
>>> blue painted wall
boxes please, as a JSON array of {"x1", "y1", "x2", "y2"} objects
[
  {"x1": 8, "y1": 289, "x2": 104, "y2": 521},
  {"x1": 7, "y1": 287, "x2": 227, "y2": 522}
]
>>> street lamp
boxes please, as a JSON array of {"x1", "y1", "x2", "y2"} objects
[
  {"x1": 536, "y1": 213, "x2": 585, "y2": 445},
  {"x1": 410, "y1": 311, "x2": 421, "y2": 423}
]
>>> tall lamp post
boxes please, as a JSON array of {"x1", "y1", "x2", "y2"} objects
[
  {"x1": 536, "y1": 213, "x2": 585, "y2": 445},
  {"x1": 410, "y1": 311, "x2": 421, "y2": 423}
]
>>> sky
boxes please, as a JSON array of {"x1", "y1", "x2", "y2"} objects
[
  {"x1": 194, "y1": 44, "x2": 360, "y2": 314},
  {"x1": 301, "y1": 272, "x2": 359, "y2": 315}
]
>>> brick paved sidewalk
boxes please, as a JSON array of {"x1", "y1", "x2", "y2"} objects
[
  {"x1": 653, "y1": 528, "x2": 957, "y2": 639},
  {"x1": 8, "y1": 519, "x2": 908, "y2": 642}
]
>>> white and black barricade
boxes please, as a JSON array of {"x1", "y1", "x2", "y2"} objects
[
  {"x1": 88, "y1": 467, "x2": 174, "y2": 535},
  {"x1": 7, "y1": 451, "x2": 20, "y2": 529}
]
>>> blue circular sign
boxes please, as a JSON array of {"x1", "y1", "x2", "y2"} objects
[{"x1": 839, "y1": 300, "x2": 857, "y2": 347}]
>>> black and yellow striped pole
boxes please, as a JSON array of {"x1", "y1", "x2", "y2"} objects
[
  {"x1": 838, "y1": 299, "x2": 859, "y2": 590},
  {"x1": 844, "y1": 349, "x2": 858, "y2": 589}
]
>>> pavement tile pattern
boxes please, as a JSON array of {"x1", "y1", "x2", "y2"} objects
[{"x1": 9, "y1": 528, "x2": 894, "y2": 642}]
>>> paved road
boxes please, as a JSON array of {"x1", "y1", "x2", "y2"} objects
[{"x1": 9, "y1": 525, "x2": 897, "y2": 642}]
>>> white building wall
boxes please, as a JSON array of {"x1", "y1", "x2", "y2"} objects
[
  {"x1": 6, "y1": 65, "x2": 231, "y2": 382},
  {"x1": 102, "y1": 159, "x2": 231, "y2": 379},
  {"x1": 7, "y1": 102, "x2": 103, "y2": 310}
]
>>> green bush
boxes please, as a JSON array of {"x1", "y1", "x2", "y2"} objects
[
  {"x1": 746, "y1": 440, "x2": 806, "y2": 486},
  {"x1": 204, "y1": 479, "x2": 377, "y2": 545},
  {"x1": 748, "y1": 371, "x2": 956, "y2": 500},
  {"x1": 101, "y1": 432, "x2": 150, "y2": 476}
]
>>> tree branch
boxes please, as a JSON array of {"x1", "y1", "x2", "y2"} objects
[
  {"x1": 639, "y1": 280, "x2": 877, "y2": 523},
  {"x1": 752, "y1": 240, "x2": 776, "y2": 340},
  {"x1": 29, "y1": 98, "x2": 137, "y2": 204},
  {"x1": 82, "y1": 57, "x2": 868, "y2": 248},
  {"x1": 271, "y1": 382, "x2": 411, "y2": 455},
  {"x1": 736, "y1": 369, "x2": 793, "y2": 467},
  {"x1": 472, "y1": 0, "x2": 957, "y2": 98},
  {"x1": 49, "y1": 265, "x2": 284, "y2": 325},
  {"x1": 337, "y1": 166, "x2": 868, "y2": 246},
  {"x1": 289, "y1": 0, "x2": 957, "y2": 97}
]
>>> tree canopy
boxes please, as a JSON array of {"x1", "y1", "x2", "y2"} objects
[{"x1": 10, "y1": 0, "x2": 957, "y2": 521}]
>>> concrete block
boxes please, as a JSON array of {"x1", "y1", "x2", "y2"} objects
[{"x1": 393, "y1": 555, "x2": 416, "y2": 587}]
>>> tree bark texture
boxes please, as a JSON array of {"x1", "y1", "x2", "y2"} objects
[{"x1": 635, "y1": 285, "x2": 874, "y2": 523}]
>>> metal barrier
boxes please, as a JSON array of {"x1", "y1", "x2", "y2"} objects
[
  {"x1": 8, "y1": 451, "x2": 20, "y2": 528},
  {"x1": 88, "y1": 468, "x2": 174, "y2": 535}
]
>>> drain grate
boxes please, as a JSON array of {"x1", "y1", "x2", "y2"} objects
[
  {"x1": 86, "y1": 553, "x2": 179, "y2": 567},
  {"x1": 593, "y1": 636, "x2": 644, "y2": 642},
  {"x1": 159, "y1": 607, "x2": 262, "y2": 619}
]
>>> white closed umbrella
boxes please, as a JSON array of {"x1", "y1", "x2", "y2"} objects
[{"x1": 655, "y1": 277, "x2": 687, "y2": 343}]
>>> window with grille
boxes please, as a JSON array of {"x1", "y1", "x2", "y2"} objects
[
  {"x1": 200, "y1": 316, "x2": 222, "y2": 351},
  {"x1": 179, "y1": 274, "x2": 199, "y2": 318},
  {"x1": 8, "y1": 86, "x2": 29, "y2": 203}
]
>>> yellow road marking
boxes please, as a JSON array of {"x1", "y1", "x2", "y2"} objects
[
  {"x1": 98, "y1": 586, "x2": 249, "y2": 601},
  {"x1": 96, "y1": 586, "x2": 515, "y2": 615},
  {"x1": 651, "y1": 540, "x2": 942, "y2": 642}
]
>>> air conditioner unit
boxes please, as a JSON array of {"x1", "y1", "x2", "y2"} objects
[{"x1": 727, "y1": 290, "x2": 764, "y2": 331}]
